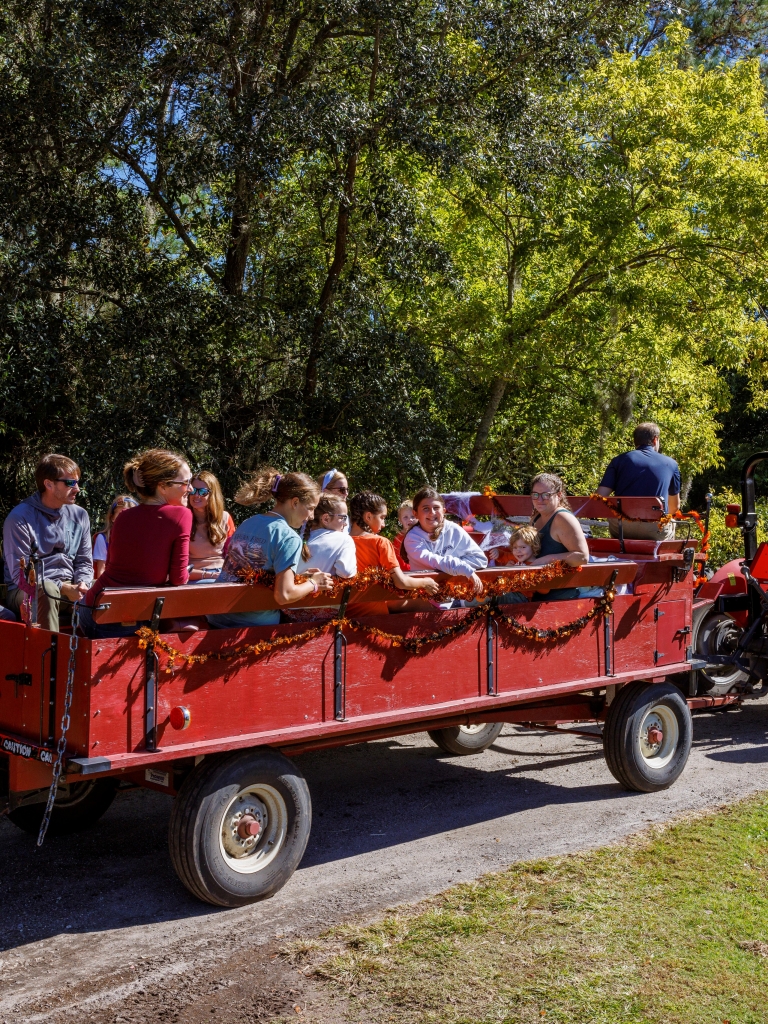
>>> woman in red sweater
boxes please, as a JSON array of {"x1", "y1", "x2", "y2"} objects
[{"x1": 79, "y1": 449, "x2": 193, "y2": 638}]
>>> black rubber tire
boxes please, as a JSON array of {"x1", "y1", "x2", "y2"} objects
[
  {"x1": 603, "y1": 681, "x2": 692, "y2": 793},
  {"x1": 7, "y1": 778, "x2": 117, "y2": 836},
  {"x1": 693, "y1": 604, "x2": 749, "y2": 695},
  {"x1": 168, "y1": 748, "x2": 311, "y2": 908},
  {"x1": 428, "y1": 722, "x2": 504, "y2": 755}
]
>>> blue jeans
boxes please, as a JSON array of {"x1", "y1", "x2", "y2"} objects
[
  {"x1": 534, "y1": 587, "x2": 604, "y2": 601},
  {"x1": 78, "y1": 603, "x2": 148, "y2": 640},
  {"x1": 496, "y1": 587, "x2": 604, "y2": 604}
]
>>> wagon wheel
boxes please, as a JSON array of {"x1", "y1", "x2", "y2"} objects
[
  {"x1": 693, "y1": 603, "x2": 749, "y2": 696},
  {"x1": 428, "y1": 722, "x2": 504, "y2": 756},
  {"x1": 169, "y1": 748, "x2": 311, "y2": 907},
  {"x1": 7, "y1": 778, "x2": 117, "y2": 836},
  {"x1": 603, "y1": 681, "x2": 692, "y2": 793}
]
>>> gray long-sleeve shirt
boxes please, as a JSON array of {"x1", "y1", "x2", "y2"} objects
[
  {"x1": 403, "y1": 520, "x2": 488, "y2": 576},
  {"x1": 3, "y1": 492, "x2": 93, "y2": 595}
]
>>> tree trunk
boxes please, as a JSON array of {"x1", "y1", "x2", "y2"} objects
[
  {"x1": 222, "y1": 166, "x2": 252, "y2": 296},
  {"x1": 304, "y1": 147, "x2": 358, "y2": 401},
  {"x1": 463, "y1": 378, "x2": 507, "y2": 488}
]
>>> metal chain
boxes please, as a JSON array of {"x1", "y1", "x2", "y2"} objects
[{"x1": 36, "y1": 602, "x2": 80, "y2": 848}]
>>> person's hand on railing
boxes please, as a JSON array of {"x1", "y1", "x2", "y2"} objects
[
  {"x1": 470, "y1": 572, "x2": 484, "y2": 596},
  {"x1": 304, "y1": 569, "x2": 334, "y2": 592}
]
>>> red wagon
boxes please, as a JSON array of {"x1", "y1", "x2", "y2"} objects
[{"x1": 0, "y1": 491, "x2": 741, "y2": 906}]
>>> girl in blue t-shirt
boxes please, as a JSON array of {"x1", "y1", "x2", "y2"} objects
[{"x1": 207, "y1": 468, "x2": 333, "y2": 628}]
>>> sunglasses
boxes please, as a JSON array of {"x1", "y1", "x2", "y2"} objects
[
  {"x1": 111, "y1": 499, "x2": 137, "y2": 511},
  {"x1": 57, "y1": 477, "x2": 82, "y2": 488},
  {"x1": 531, "y1": 491, "x2": 555, "y2": 501},
  {"x1": 189, "y1": 487, "x2": 211, "y2": 497},
  {"x1": 329, "y1": 485, "x2": 349, "y2": 494},
  {"x1": 329, "y1": 513, "x2": 348, "y2": 522}
]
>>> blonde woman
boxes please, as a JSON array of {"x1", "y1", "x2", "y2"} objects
[
  {"x1": 92, "y1": 495, "x2": 138, "y2": 578},
  {"x1": 188, "y1": 471, "x2": 236, "y2": 582}
]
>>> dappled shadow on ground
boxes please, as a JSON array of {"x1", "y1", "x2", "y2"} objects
[{"x1": 1, "y1": 700, "x2": 765, "y2": 951}]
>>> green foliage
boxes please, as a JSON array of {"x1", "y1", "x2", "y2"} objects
[
  {"x1": 1, "y1": 2, "x2": 768, "y2": 523},
  {"x1": 705, "y1": 488, "x2": 768, "y2": 568},
  {"x1": 401, "y1": 26, "x2": 768, "y2": 491}
]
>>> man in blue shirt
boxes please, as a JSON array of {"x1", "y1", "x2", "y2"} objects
[{"x1": 597, "y1": 422, "x2": 681, "y2": 540}]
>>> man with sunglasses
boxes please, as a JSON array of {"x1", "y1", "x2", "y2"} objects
[{"x1": 3, "y1": 453, "x2": 93, "y2": 630}]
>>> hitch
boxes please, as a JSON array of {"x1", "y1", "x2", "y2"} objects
[{"x1": 673, "y1": 546, "x2": 696, "y2": 583}]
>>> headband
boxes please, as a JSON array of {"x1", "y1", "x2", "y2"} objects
[
  {"x1": 321, "y1": 469, "x2": 338, "y2": 491},
  {"x1": 271, "y1": 473, "x2": 282, "y2": 494}
]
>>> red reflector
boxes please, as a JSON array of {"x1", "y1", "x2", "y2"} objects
[
  {"x1": 726, "y1": 503, "x2": 741, "y2": 514},
  {"x1": 169, "y1": 705, "x2": 191, "y2": 731},
  {"x1": 751, "y1": 543, "x2": 768, "y2": 581},
  {"x1": 725, "y1": 515, "x2": 739, "y2": 528}
]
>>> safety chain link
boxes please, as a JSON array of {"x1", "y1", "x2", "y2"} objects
[{"x1": 36, "y1": 602, "x2": 80, "y2": 848}]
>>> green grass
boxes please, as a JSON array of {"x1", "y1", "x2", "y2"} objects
[{"x1": 285, "y1": 797, "x2": 768, "y2": 1023}]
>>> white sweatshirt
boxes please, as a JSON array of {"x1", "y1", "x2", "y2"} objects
[
  {"x1": 403, "y1": 520, "x2": 488, "y2": 577},
  {"x1": 299, "y1": 528, "x2": 357, "y2": 577}
]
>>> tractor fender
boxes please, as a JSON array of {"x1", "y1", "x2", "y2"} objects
[{"x1": 697, "y1": 558, "x2": 748, "y2": 629}]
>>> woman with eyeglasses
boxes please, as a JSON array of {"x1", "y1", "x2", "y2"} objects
[
  {"x1": 316, "y1": 469, "x2": 351, "y2": 533},
  {"x1": 79, "y1": 449, "x2": 194, "y2": 638},
  {"x1": 316, "y1": 469, "x2": 349, "y2": 499},
  {"x1": 92, "y1": 495, "x2": 138, "y2": 578},
  {"x1": 187, "y1": 471, "x2": 236, "y2": 582},
  {"x1": 527, "y1": 472, "x2": 601, "y2": 603}
]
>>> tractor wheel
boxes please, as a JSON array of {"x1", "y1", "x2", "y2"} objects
[
  {"x1": 169, "y1": 748, "x2": 311, "y2": 907},
  {"x1": 603, "y1": 681, "x2": 692, "y2": 793},
  {"x1": 7, "y1": 778, "x2": 118, "y2": 835},
  {"x1": 428, "y1": 722, "x2": 504, "y2": 756},
  {"x1": 693, "y1": 604, "x2": 749, "y2": 696}
]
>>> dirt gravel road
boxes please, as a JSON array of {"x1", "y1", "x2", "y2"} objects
[{"x1": 2, "y1": 702, "x2": 767, "y2": 1023}]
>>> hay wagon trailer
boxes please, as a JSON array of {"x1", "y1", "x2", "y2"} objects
[{"x1": 0, "y1": 494, "x2": 721, "y2": 907}]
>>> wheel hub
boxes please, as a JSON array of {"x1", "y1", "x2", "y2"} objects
[
  {"x1": 646, "y1": 726, "x2": 663, "y2": 748},
  {"x1": 222, "y1": 798, "x2": 267, "y2": 858},
  {"x1": 638, "y1": 706, "x2": 679, "y2": 769},
  {"x1": 218, "y1": 782, "x2": 289, "y2": 875}
]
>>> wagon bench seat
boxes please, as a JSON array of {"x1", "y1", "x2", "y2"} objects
[{"x1": 91, "y1": 563, "x2": 639, "y2": 623}]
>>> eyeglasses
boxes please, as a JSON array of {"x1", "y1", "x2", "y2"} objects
[
  {"x1": 531, "y1": 491, "x2": 555, "y2": 501},
  {"x1": 330, "y1": 513, "x2": 348, "y2": 522},
  {"x1": 167, "y1": 479, "x2": 192, "y2": 488},
  {"x1": 189, "y1": 487, "x2": 211, "y2": 497},
  {"x1": 57, "y1": 477, "x2": 81, "y2": 488},
  {"x1": 330, "y1": 486, "x2": 349, "y2": 495}
]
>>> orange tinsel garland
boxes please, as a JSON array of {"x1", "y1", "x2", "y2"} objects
[
  {"x1": 235, "y1": 560, "x2": 578, "y2": 602},
  {"x1": 135, "y1": 583, "x2": 617, "y2": 674}
]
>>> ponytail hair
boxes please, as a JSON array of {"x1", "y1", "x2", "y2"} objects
[
  {"x1": 235, "y1": 467, "x2": 319, "y2": 508},
  {"x1": 530, "y1": 472, "x2": 571, "y2": 519},
  {"x1": 123, "y1": 449, "x2": 188, "y2": 501},
  {"x1": 349, "y1": 491, "x2": 386, "y2": 532},
  {"x1": 412, "y1": 486, "x2": 446, "y2": 539},
  {"x1": 304, "y1": 494, "x2": 347, "y2": 560}
]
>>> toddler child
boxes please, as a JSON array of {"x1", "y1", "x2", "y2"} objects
[{"x1": 392, "y1": 499, "x2": 417, "y2": 571}]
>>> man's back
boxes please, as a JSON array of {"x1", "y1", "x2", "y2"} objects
[{"x1": 600, "y1": 446, "x2": 681, "y2": 511}]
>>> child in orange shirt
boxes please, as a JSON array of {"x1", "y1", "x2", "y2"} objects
[{"x1": 349, "y1": 492, "x2": 438, "y2": 615}]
